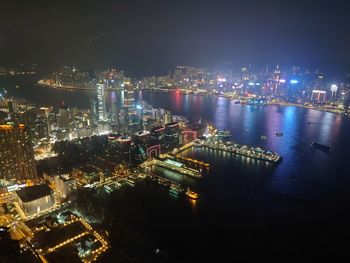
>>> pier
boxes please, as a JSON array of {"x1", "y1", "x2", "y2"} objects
[
  {"x1": 153, "y1": 157, "x2": 202, "y2": 178},
  {"x1": 172, "y1": 155, "x2": 210, "y2": 170},
  {"x1": 193, "y1": 139, "x2": 281, "y2": 163}
]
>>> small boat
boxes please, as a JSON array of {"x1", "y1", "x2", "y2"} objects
[
  {"x1": 185, "y1": 188, "x2": 199, "y2": 200},
  {"x1": 311, "y1": 141, "x2": 332, "y2": 151},
  {"x1": 260, "y1": 135, "x2": 267, "y2": 140},
  {"x1": 275, "y1": 132, "x2": 283, "y2": 137}
]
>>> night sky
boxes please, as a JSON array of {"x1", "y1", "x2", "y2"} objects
[{"x1": 1, "y1": 0, "x2": 350, "y2": 76}]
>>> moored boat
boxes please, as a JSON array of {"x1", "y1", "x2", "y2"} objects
[
  {"x1": 185, "y1": 188, "x2": 199, "y2": 200},
  {"x1": 311, "y1": 141, "x2": 332, "y2": 151}
]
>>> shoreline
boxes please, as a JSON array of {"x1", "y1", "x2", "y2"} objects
[
  {"x1": 37, "y1": 83, "x2": 94, "y2": 91},
  {"x1": 35, "y1": 84, "x2": 349, "y2": 116},
  {"x1": 37, "y1": 82, "x2": 123, "y2": 91},
  {"x1": 142, "y1": 88, "x2": 349, "y2": 117}
]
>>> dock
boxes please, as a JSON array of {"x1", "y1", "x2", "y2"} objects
[{"x1": 193, "y1": 139, "x2": 281, "y2": 163}]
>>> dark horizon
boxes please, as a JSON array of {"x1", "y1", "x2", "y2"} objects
[
  {"x1": 1, "y1": 0, "x2": 350, "y2": 77},
  {"x1": 2, "y1": 2, "x2": 350, "y2": 261}
]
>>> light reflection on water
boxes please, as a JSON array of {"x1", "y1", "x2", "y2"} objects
[
  {"x1": 4, "y1": 77, "x2": 350, "y2": 201},
  {"x1": 151, "y1": 165, "x2": 197, "y2": 187},
  {"x1": 5, "y1": 77, "x2": 350, "y2": 260},
  {"x1": 137, "y1": 90, "x2": 350, "y2": 202}
]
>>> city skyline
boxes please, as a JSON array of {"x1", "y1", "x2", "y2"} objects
[
  {"x1": 1, "y1": 1, "x2": 350, "y2": 76},
  {"x1": 1, "y1": 67, "x2": 350, "y2": 262},
  {"x1": 1, "y1": 1, "x2": 350, "y2": 262}
]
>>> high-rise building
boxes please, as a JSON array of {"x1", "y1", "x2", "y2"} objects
[
  {"x1": 0, "y1": 123, "x2": 37, "y2": 182},
  {"x1": 134, "y1": 130, "x2": 151, "y2": 162},
  {"x1": 0, "y1": 111, "x2": 7, "y2": 124},
  {"x1": 106, "y1": 134, "x2": 132, "y2": 162},
  {"x1": 174, "y1": 66, "x2": 188, "y2": 84},
  {"x1": 123, "y1": 84, "x2": 135, "y2": 110},
  {"x1": 23, "y1": 108, "x2": 37, "y2": 126},
  {"x1": 97, "y1": 82, "x2": 106, "y2": 121},
  {"x1": 311, "y1": 90, "x2": 326, "y2": 102},
  {"x1": 127, "y1": 114, "x2": 142, "y2": 135},
  {"x1": 7, "y1": 100, "x2": 17, "y2": 114},
  {"x1": 58, "y1": 107, "x2": 70, "y2": 129},
  {"x1": 47, "y1": 113, "x2": 56, "y2": 132},
  {"x1": 150, "y1": 125, "x2": 165, "y2": 147},
  {"x1": 89, "y1": 98, "x2": 97, "y2": 125},
  {"x1": 33, "y1": 120, "x2": 48, "y2": 140},
  {"x1": 54, "y1": 174, "x2": 76, "y2": 198},
  {"x1": 164, "y1": 122, "x2": 180, "y2": 150},
  {"x1": 117, "y1": 135, "x2": 132, "y2": 162},
  {"x1": 164, "y1": 110, "x2": 173, "y2": 124},
  {"x1": 272, "y1": 65, "x2": 281, "y2": 95},
  {"x1": 330, "y1": 84, "x2": 338, "y2": 100}
]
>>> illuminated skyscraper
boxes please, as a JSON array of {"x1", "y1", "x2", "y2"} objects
[
  {"x1": 123, "y1": 84, "x2": 135, "y2": 110},
  {"x1": 58, "y1": 106, "x2": 69, "y2": 129},
  {"x1": 330, "y1": 84, "x2": 338, "y2": 100},
  {"x1": 89, "y1": 98, "x2": 97, "y2": 126},
  {"x1": 311, "y1": 90, "x2": 326, "y2": 102},
  {"x1": 97, "y1": 82, "x2": 106, "y2": 121},
  {"x1": 134, "y1": 130, "x2": 150, "y2": 162},
  {"x1": 164, "y1": 122, "x2": 180, "y2": 150},
  {"x1": 0, "y1": 123, "x2": 37, "y2": 182},
  {"x1": 7, "y1": 100, "x2": 17, "y2": 115},
  {"x1": 272, "y1": 65, "x2": 281, "y2": 95},
  {"x1": 33, "y1": 120, "x2": 48, "y2": 140}
]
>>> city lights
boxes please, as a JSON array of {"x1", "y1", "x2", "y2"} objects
[{"x1": 1, "y1": 2, "x2": 350, "y2": 262}]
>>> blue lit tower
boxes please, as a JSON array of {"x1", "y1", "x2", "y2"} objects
[
  {"x1": 97, "y1": 82, "x2": 106, "y2": 121},
  {"x1": 121, "y1": 83, "x2": 136, "y2": 133}
]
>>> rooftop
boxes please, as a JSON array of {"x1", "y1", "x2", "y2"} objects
[
  {"x1": 16, "y1": 184, "x2": 53, "y2": 202},
  {"x1": 151, "y1": 126, "x2": 165, "y2": 133},
  {"x1": 165, "y1": 122, "x2": 179, "y2": 128},
  {"x1": 135, "y1": 130, "x2": 150, "y2": 136},
  {"x1": 77, "y1": 165, "x2": 99, "y2": 175},
  {"x1": 36, "y1": 221, "x2": 85, "y2": 249}
]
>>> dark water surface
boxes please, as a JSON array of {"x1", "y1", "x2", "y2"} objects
[
  {"x1": 3, "y1": 76, "x2": 350, "y2": 261},
  {"x1": 0, "y1": 75, "x2": 94, "y2": 107}
]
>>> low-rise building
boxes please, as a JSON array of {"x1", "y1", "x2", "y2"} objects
[
  {"x1": 54, "y1": 175, "x2": 76, "y2": 198},
  {"x1": 16, "y1": 184, "x2": 55, "y2": 216}
]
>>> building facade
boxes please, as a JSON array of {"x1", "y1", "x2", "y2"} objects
[
  {"x1": 97, "y1": 83, "x2": 106, "y2": 121},
  {"x1": 16, "y1": 184, "x2": 55, "y2": 216},
  {"x1": 0, "y1": 124, "x2": 37, "y2": 182}
]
